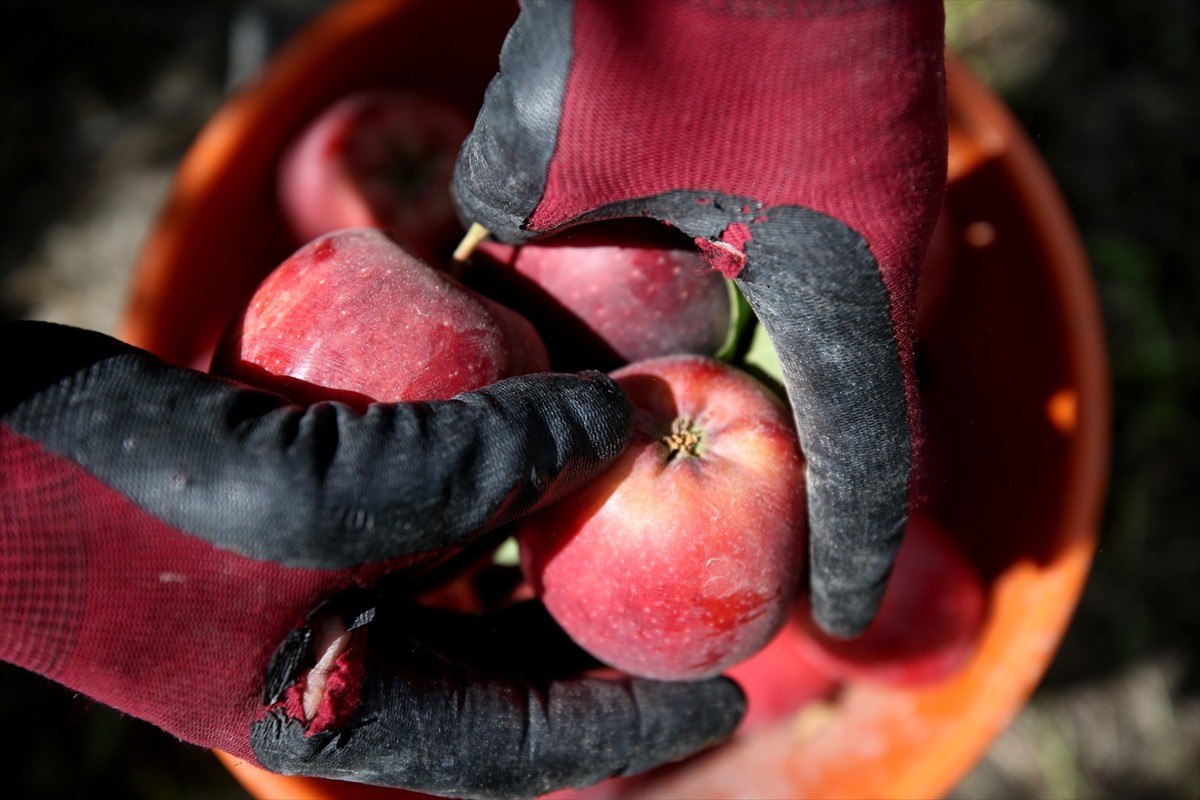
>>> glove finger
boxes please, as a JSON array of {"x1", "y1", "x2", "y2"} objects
[
  {"x1": 735, "y1": 209, "x2": 913, "y2": 638},
  {"x1": 452, "y1": 0, "x2": 573, "y2": 243},
  {"x1": 5, "y1": 321, "x2": 633, "y2": 569},
  {"x1": 252, "y1": 597, "x2": 745, "y2": 799}
]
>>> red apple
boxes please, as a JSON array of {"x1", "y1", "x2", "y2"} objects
[
  {"x1": 466, "y1": 220, "x2": 732, "y2": 371},
  {"x1": 277, "y1": 89, "x2": 471, "y2": 262},
  {"x1": 516, "y1": 355, "x2": 807, "y2": 681},
  {"x1": 210, "y1": 228, "x2": 549, "y2": 408},
  {"x1": 724, "y1": 621, "x2": 840, "y2": 733},
  {"x1": 791, "y1": 511, "x2": 987, "y2": 686}
]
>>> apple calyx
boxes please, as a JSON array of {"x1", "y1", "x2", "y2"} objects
[{"x1": 662, "y1": 418, "x2": 704, "y2": 460}]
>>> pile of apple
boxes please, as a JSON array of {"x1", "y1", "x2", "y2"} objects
[{"x1": 209, "y1": 89, "x2": 986, "y2": 724}]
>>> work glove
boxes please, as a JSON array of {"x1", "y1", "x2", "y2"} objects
[
  {"x1": 453, "y1": 0, "x2": 948, "y2": 637},
  {"x1": 0, "y1": 320, "x2": 745, "y2": 799}
]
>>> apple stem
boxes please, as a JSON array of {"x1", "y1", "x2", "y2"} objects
[
  {"x1": 452, "y1": 221, "x2": 491, "y2": 263},
  {"x1": 662, "y1": 417, "x2": 702, "y2": 459}
]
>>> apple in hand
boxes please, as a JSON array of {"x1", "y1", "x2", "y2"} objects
[
  {"x1": 791, "y1": 510, "x2": 987, "y2": 686},
  {"x1": 277, "y1": 89, "x2": 471, "y2": 262},
  {"x1": 466, "y1": 220, "x2": 732, "y2": 371},
  {"x1": 210, "y1": 228, "x2": 549, "y2": 408},
  {"x1": 516, "y1": 355, "x2": 806, "y2": 681}
]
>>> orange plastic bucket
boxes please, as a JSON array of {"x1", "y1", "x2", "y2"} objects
[{"x1": 120, "y1": 2, "x2": 1110, "y2": 798}]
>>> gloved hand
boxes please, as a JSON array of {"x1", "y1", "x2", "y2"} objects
[
  {"x1": 453, "y1": 0, "x2": 948, "y2": 637},
  {"x1": 0, "y1": 321, "x2": 745, "y2": 799}
]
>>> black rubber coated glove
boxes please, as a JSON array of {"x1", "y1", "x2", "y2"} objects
[
  {"x1": 453, "y1": 0, "x2": 948, "y2": 637},
  {"x1": 0, "y1": 320, "x2": 744, "y2": 799}
]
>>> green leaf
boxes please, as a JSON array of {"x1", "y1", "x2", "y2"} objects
[
  {"x1": 741, "y1": 320, "x2": 787, "y2": 401},
  {"x1": 491, "y1": 536, "x2": 521, "y2": 567},
  {"x1": 714, "y1": 279, "x2": 754, "y2": 362}
]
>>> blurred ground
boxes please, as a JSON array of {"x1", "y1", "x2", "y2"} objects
[{"x1": 2, "y1": 1, "x2": 1197, "y2": 798}]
